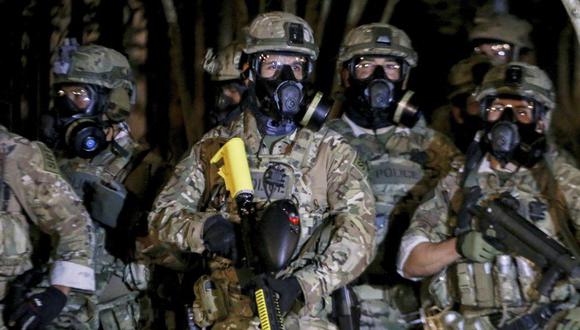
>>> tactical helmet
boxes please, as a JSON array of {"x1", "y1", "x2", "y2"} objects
[
  {"x1": 447, "y1": 54, "x2": 492, "y2": 100},
  {"x1": 203, "y1": 42, "x2": 244, "y2": 81},
  {"x1": 469, "y1": 14, "x2": 533, "y2": 50},
  {"x1": 244, "y1": 12, "x2": 318, "y2": 59},
  {"x1": 338, "y1": 23, "x2": 417, "y2": 68},
  {"x1": 475, "y1": 62, "x2": 555, "y2": 111},
  {"x1": 53, "y1": 44, "x2": 135, "y2": 121}
]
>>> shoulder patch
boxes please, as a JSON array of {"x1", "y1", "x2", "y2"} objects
[
  {"x1": 34, "y1": 142, "x2": 60, "y2": 174},
  {"x1": 354, "y1": 155, "x2": 368, "y2": 174}
]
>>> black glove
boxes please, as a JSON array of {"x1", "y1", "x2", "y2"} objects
[
  {"x1": 8, "y1": 286, "x2": 67, "y2": 330},
  {"x1": 203, "y1": 215, "x2": 238, "y2": 261},
  {"x1": 262, "y1": 276, "x2": 303, "y2": 315}
]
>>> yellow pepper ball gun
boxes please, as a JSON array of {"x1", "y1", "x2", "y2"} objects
[{"x1": 210, "y1": 137, "x2": 284, "y2": 330}]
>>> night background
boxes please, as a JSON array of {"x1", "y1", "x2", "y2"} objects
[{"x1": 0, "y1": 0, "x2": 578, "y2": 163}]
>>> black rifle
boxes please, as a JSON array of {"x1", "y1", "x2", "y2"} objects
[{"x1": 469, "y1": 200, "x2": 580, "y2": 297}]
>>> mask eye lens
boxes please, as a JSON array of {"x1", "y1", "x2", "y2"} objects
[
  {"x1": 353, "y1": 56, "x2": 401, "y2": 81},
  {"x1": 486, "y1": 100, "x2": 534, "y2": 124},
  {"x1": 55, "y1": 85, "x2": 94, "y2": 114},
  {"x1": 257, "y1": 53, "x2": 307, "y2": 81}
]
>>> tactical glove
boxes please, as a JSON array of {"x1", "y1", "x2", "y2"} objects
[
  {"x1": 456, "y1": 231, "x2": 501, "y2": 263},
  {"x1": 557, "y1": 307, "x2": 580, "y2": 330},
  {"x1": 203, "y1": 215, "x2": 238, "y2": 261},
  {"x1": 8, "y1": 286, "x2": 67, "y2": 330},
  {"x1": 262, "y1": 276, "x2": 303, "y2": 315}
]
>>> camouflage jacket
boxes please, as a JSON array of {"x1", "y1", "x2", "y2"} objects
[
  {"x1": 398, "y1": 146, "x2": 580, "y2": 310},
  {"x1": 0, "y1": 125, "x2": 94, "y2": 297},
  {"x1": 55, "y1": 126, "x2": 148, "y2": 294},
  {"x1": 148, "y1": 111, "x2": 376, "y2": 311},
  {"x1": 327, "y1": 115, "x2": 460, "y2": 245}
]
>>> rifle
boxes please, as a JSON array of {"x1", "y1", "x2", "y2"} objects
[
  {"x1": 469, "y1": 200, "x2": 580, "y2": 297},
  {"x1": 211, "y1": 137, "x2": 301, "y2": 330}
]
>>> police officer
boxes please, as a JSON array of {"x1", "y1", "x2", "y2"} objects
[
  {"x1": 0, "y1": 125, "x2": 94, "y2": 329},
  {"x1": 398, "y1": 63, "x2": 580, "y2": 329},
  {"x1": 469, "y1": 14, "x2": 535, "y2": 64},
  {"x1": 39, "y1": 43, "x2": 153, "y2": 329},
  {"x1": 327, "y1": 23, "x2": 460, "y2": 329},
  {"x1": 148, "y1": 11, "x2": 376, "y2": 329},
  {"x1": 430, "y1": 54, "x2": 492, "y2": 153},
  {"x1": 203, "y1": 41, "x2": 247, "y2": 128}
]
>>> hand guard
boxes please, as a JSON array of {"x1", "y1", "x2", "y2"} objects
[
  {"x1": 8, "y1": 286, "x2": 67, "y2": 330},
  {"x1": 456, "y1": 231, "x2": 501, "y2": 263}
]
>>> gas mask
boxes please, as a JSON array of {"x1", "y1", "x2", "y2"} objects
[
  {"x1": 344, "y1": 62, "x2": 420, "y2": 130},
  {"x1": 251, "y1": 53, "x2": 331, "y2": 136},
  {"x1": 209, "y1": 81, "x2": 247, "y2": 127},
  {"x1": 40, "y1": 84, "x2": 110, "y2": 158},
  {"x1": 483, "y1": 99, "x2": 546, "y2": 167}
]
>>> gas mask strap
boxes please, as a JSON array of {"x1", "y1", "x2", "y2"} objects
[
  {"x1": 393, "y1": 91, "x2": 414, "y2": 123},
  {"x1": 299, "y1": 92, "x2": 323, "y2": 127}
]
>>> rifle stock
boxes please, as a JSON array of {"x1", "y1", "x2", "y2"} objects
[{"x1": 469, "y1": 200, "x2": 580, "y2": 297}]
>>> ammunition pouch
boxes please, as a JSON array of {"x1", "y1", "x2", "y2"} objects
[
  {"x1": 192, "y1": 275, "x2": 228, "y2": 327},
  {"x1": 0, "y1": 213, "x2": 33, "y2": 278},
  {"x1": 192, "y1": 258, "x2": 253, "y2": 327},
  {"x1": 64, "y1": 170, "x2": 127, "y2": 228}
]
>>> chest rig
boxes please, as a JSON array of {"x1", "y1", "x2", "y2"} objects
[
  {"x1": 203, "y1": 126, "x2": 329, "y2": 257},
  {"x1": 433, "y1": 155, "x2": 577, "y2": 314},
  {"x1": 58, "y1": 139, "x2": 136, "y2": 229},
  {"x1": 329, "y1": 120, "x2": 428, "y2": 242}
]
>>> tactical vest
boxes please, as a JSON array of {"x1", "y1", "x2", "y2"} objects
[
  {"x1": 431, "y1": 164, "x2": 576, "y2": 314},
  {"x1": 328, "y1": 119, "x2": 429, "y2": 244},
  {"x1": 202, "y1": 127, "x2": 327, "y2": 252}
]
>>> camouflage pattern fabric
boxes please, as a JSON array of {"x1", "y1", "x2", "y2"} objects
[
  {"x1": 148, "y1": 111, "x2": 376, "y2": 328},
  {"x1": 33, "y1": 127, "x2": 153, "y2": 330},
  {"x1": 327, "y1": 117, "x2": 459, "y2": 329},
  {"x1": 0, "y1": 125, "x2": 94, "y2": 329},
  {"x1": 429, "y1": 104, "x2": 453, "y2": 141},
  {"x1": 399, "y1": 146, "x2": 580, "y2": 326}
]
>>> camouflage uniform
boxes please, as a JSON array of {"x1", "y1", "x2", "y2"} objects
[
  {"x1": 148, "y1": 109, "x2": 376, "y2": 329},
  {"x1": 332, "y1": 23, "x2": 460, "y2": 329},
  {"x1": 398, "y1": 63, "x2": 580, "y2": 328},
  {"x1": 398, "y1": 147, "x2": 580, "y2": 328},
  {"x1": 0, "y1": 125, "x2": 94, "y2": 329},
  {"x1": 37, "y1": 44, "x2": 153, "y2": 329},
  {"x1": 44, "y1": 129, "x2": 152, "y2": 330},
  {"x1": 430, "y1": 54, "x2": 492, "y2": 153}
]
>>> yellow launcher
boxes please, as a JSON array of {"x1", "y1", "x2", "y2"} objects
[{"x1": 210, "y1": 137, "x2": 254, "y2": 199}]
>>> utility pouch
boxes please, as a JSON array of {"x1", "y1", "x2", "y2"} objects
[
  {"x1": 494, "y1": 256, "x2": 523, "y2": 307},
  {"x1": 89, "y1": 179, "x2": 127, "y2": 228},
  {"x1": 455, "y1": 263, "x2": 477, "y2": 307},
  {"x1": 428, "y1": 269, "x2": 454, "y2": 309},
  {"x1": 192, "y1": 275, "x2": 228, "y2": 327},
  {"x1": 473, "y1": 262, "x2": 495, "y2": 308}
]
